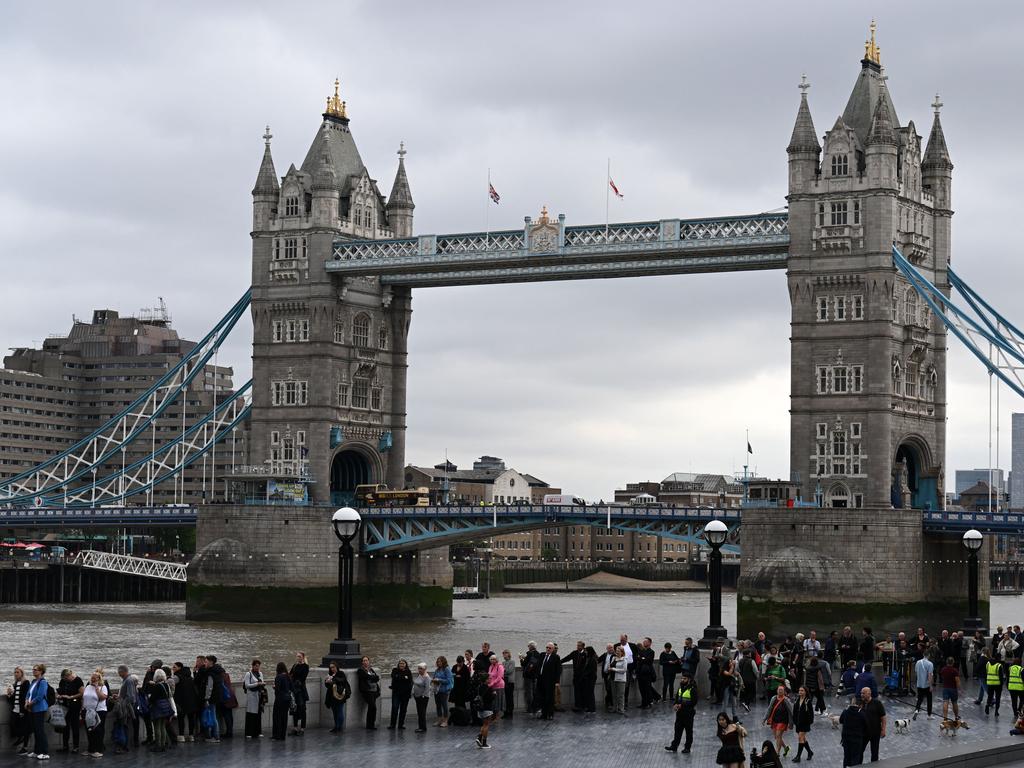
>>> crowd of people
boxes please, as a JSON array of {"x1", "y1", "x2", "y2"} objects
[{"x1": 5, "y1": 623, "x2": 1024, "y2": 764}]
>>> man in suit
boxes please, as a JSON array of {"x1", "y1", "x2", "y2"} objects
[
  {"x1": 560, "y1": 641, "x2": 590, "y2": 713},
  {"x1": 598, "y1": 644, "x2": 616, "y2": 711},
  {"x1": 618, "y1": 634, "x2": 638, "y2": 708},
  {"x1": 636, "y1": 637, "x2": 660, "y2": 708},
  {"x1": 536, "y1": 642, "x2": 562, "y2": 720}
]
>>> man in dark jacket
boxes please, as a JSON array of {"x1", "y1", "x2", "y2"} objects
[
  {"x1": 205, "y1": 656, "x2": 228, "y2": 740},
  {"x1": 840, "y1": 699, "x2": 868, "y2": 767},
  {"x1": 680, "y1": 638, "x2": 701, "y2": 678},
  {"x1": 560, "y1": 641, "x2": 591, "y2": 713},
  {"x1": 597, "y1": 644, "x2": 616, "y2": 712},
  {"x1": 636, "y1": 638, "x2": 660, "y2": 708},
  {"x1": 860, "y1": 687, "x2": 886, "y2": 763},
  {"x1": 664, "y1": 672, "x2": 697, "y2": 753},
  {"x1": 140, "y1": 660, "x2": 161, "y2": 745},
  {"x1": 519, "y1": 642, "x2": 541, "y2": 714},
  {"x1": 839, "y1": 626, "x2": 858, "y2": 669},
  {"x1": 536, "y1": 643, "x2": 561, "y2": 720}
]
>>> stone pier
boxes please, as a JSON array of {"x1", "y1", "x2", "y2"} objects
[
  {"x1": 737, "y1": 506, "x2": 990, "y2": 638},
  {"x1": 186, "y1": 505, "x2": 452, "y2": 622}
]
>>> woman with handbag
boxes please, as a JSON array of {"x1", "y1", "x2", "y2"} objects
[
  {"x1": 144, "y1": 669, "x2": 173, "y2": 753},
  {"x1": 171, "y1": 663, "x2": 199, "y2": 743},
  {"x1": 323, "y1": 663, "x2": 351, "y2": 733},
  {"x1": 356, "y1": 656, "x2": 381, "y2": 730},
  {"x1": 56, "y1": 668, "x2": 84, "y2": 754},
  {"x1": 271, "y1": 662, "x2": 292, "y2": 740},
  {"x1": 242, "y1": 659, "x2": 265, "y2": 738},
  {"x1": 431, "y1": 656, "x2": 453, "y2": 727},
  {"x1": 289, "y1": 652, "x2": 310, "y2": 736},
  {"x1": 82, "y1": 671, "x2": 108, "y2": 758}
]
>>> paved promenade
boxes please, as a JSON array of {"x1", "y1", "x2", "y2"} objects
[{"x1": 25, "y1": 692, "x2": 1017, "y2": 768}]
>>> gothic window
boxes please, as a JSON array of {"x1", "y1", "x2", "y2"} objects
[
  {"x1": 850, "y1": 422, "x2": 861, "y2": 439},
  {"x1": 300, "y1": 319, "x2": 309, "y2": 342},
  {"x1": 831, "y1": 154, "x2": 849, "y2": 176},
  {"x1": 835, "y1": 296, "x2": 846, "y2": 321},
  {"x1": 284, "y1": 238, "x2": 298, "y2": 260},
  {"x1": 378, "y1": 326, "x2": 388, "y2": 351},
  {"x1": 853, "y1": 493, "x2": 863, "y2": 508},
  {"x1": 905, "y1": 289, "x2": 917, "y2": 326},
  {"x1": 334, "y1": 321, "x2": 345, "y2": 344},
  {"x1": 852, "y1": 295, "x2": 864, "y2": 320},
  {"x1": 301, "y1": 237, "x2": 308, "y2": 259},
  {"x1": 833, "y1": 367, "x2": 848, "y2": 393},
  {"x1": 851, "y1": 443, "x2": 861, "y2": 475},
  {"x1": 851, "y1": 365, "x2": 863, "y2": 393},
  {"x1": 919, "y1": 302, "x2": 929, "y2": 328},
  {"x1": 271, "y1": 381, "x2": 282, "y2": 406},
  {"x1": 830, "y1": 202, "x2": 848, "y2": 226},
  {"x1": 893, "y1": 361, "x2": 902, "y2": 394},
  {"x1": 296, "y1": 430, "x2": 305, "y2": 446},
  {"x1": 273, "y1": 239, "x2": 281, "y2": 260},
  {"x1": 853, "y1": 200, "x2": 861, "y2": 225},
  {"x1": 272, "y1": 320, "x2": 283, "y2": 343},
  {"x1": 353, "y1": 315, "x2": 370, "y2": 348},
  {"x1": 282, "y1": 437, "x2": 295, "y2": 462},
  {"x1": 371, "y1": 386, "x2": 382, "y2": 411},
  {"x1": 928, "y1": 369, "x2": 937, "y2": 400},
  {"x1": 285, "y1": 381, "x2": 297, "y2": 405},
  {"x1": 352, "y1": 379, "x2": 369, "y2": 409},
  {"x1": 270, "y1": 431, "x2": 280, "y2": 446},
  {"x1": 817, "y1": 366, "x2": 829, "y2": 394},
  {"x1": 816, "y1": 423, "x2": 827, "y2": 439},
  {"x1": 271, "y1": 380, "x2": 308, "y2": 406},
  {"x1": 905, "y1": 362, "x2": 918, "y2": 398},
  {"x1": 817, "y1": 204, "x2": 825, "y2": 226},
  {"x1": 817, "y1": 297, "x2": 829, "y2": 322},
  {"x1": 337, "y1": 381, "x2": 349, "y2": 407},
  {"x1": 284, "y1": 196, "x2": 299, "y2": 217},
  {"x1": 891, "y1": 288, "x2": 900, "y2": 324}
]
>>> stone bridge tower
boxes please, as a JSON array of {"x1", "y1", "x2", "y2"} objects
[
  {"x1": 786, "y1": 25, "x2": 952, "y2": 512},
  {"x1": 249, "y1": 81, "x2": 414, "y2": 505}
]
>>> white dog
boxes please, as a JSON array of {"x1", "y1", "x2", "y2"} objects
[
  {"x1": 892, "y1": 718, "x2": 910, "y2": 734},
  {"x1": 828, "y1": 714, "x2": 841, "y2": 729}
]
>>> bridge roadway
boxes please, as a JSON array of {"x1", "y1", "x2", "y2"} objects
[{"x1": 2, "y1": 504, "x2": 1021, "y2": 546}]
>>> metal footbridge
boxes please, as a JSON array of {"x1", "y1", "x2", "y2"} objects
[{"x1": 67, "y1": 549, "x2": 187, "y2": 582}]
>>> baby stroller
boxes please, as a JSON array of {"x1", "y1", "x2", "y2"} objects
[{"x1": 883, "y1": 666, "x2": 901, "y2": 697}]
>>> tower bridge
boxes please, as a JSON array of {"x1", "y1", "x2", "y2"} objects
[{"x1": 3, "y1": 27, "x2": 1017, "y2": 631}]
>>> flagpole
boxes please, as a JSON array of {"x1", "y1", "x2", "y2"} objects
[
  {"x1": 485, "y1": 168, "x2": 491, "y2": 250},
  {"x1": 743, "y1": 429, "x2": 750, "y2": 504},
  {"x1": 605, "y1": 157, "x2": 610, "y2": 237}
]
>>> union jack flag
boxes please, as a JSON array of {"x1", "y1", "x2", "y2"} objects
[
  {"x1": 488, "y1": 183, "x2": 500, "y2": 204},
  {"x1": 609, "y1": 178, "x2": 623, "y2": 198}
]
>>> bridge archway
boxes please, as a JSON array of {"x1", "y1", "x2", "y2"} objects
[
  {"x1": 826, "y1": 483, "x2": 850, "y2": 509},
  {"x1": 892, "y1": 436, "x2": 937, "y2": 510},
  {"x1": 330, "y1": 446, "x2": 377, "y2": 506}
]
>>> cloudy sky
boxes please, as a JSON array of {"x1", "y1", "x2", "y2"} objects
[{"x1": 3, "y1": 1, "x2": 1023, "y2": 500}]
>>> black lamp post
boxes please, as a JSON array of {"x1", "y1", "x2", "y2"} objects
[
  {"x1": 321, "y1": 507, "x2": 362, "y2": 668},
  {"x1": 962, "y1": 528, "x2": 985, "y2": 635},
  {"x1": 699, "y1": 519, "x2": 729, "y2": 648}
]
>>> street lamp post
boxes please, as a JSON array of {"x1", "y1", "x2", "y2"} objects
[
  {"x1": 962, "y1": 528, "x2": 985, "y2": 635},
  {"x1": 698, "y1": 519, "x2": 729, "y2": 648},
  {"x1": 321, "y1": 507, "x2": 363, "y2": 668}
]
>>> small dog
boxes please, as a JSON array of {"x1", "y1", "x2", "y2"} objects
[
  {"x1": 829, "y1": 714, "x2": 841, "y2": 729},
  {"x1": 939, "y1": 718, "x2": 969, "y2": 736},
  {"x1": 893, "y1": 718, "x2": 910, "y2": 734}
]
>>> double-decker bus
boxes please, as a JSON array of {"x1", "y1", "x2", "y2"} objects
[{"x1": 361, "y1": 486, "x2": 431, "y2": 507}]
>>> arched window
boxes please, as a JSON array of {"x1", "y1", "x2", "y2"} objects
[
  {"x1": 831, "y1": 154, "x2": 849, "y2": 176},
  {"x1": 353, "y1": 314, "x2": 370, "y2": 348},
  {"x1": 378, "y1": 325, "x2": 388, "y2": 351},
  {"x1": 893, "y1": 360, "x2": 902, "y2": 394},
  {"x1": 905, "y1": 289, "x2": 917, "y2": 326},
  {"x1": 827, "y1": 483, "x2": 850, "y2": 509}
]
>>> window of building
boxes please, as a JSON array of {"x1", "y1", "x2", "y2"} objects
[
  {"x1": 272, "y1": 320, "x2": 284, "y2": 343},
  {"x1": 833, "y1": 366, "x2": 847, "y2": 393},
  {"x1": 271, "y1": 380, "x2": 308, "y2": 407},
  {"x1": 851, "y1": 422, "x2": 861, "y2": 439},
  {"x1": 352, "y1": 380, "x2": 369, "y2": 409},
  {"x1": 617, "y1": 542, "x2": 624, "y2": 551},
  {"x1": 284, "y1": 196, "x2": 299, "y2": 216},
  {"x1": 817, "y1": 297, "x2": 829, "y2": 322},
  {"x1": 284, "y1": 238, "x2": 298, "y2": 260},
  {"x1": 893, "y1": 361, "x2": 902, "y2": 395},
  {"x1": 270, "y1": 430, "x2": 280, "y2": 445},
  {"x1": 852, "y1": 295, "x2": 863, "y2": 320},
  {"x1": 816, "y1": 422, "x2": 827, "y2": 439},
  {"x1": 830, "y1": 201, "x2": 848, "y2": 226},
  {"x1": 334, "y1": 321, "x2": 344, "y2": 344},
  {"x1": 353, "y1": 315, "x2": 370, "y2": 348},
  {"x1": 831, "y1": 155, "x2": 849, "y2": 176},
  {"x1": 817, "y1": 366, "x2": 829, "y2": 394},
  {"x1": 817, "y1": 203, "x2": 825, "y2": 227},
  {"x1": 905, "y1": 362, "x2": 918, "y2": 398},
  {"x1": 851, "y1": 443, "x2": 861, "y2": 475},
  {"x1": 851, "y1": 365, "x2": 863, "y2": 393},
  {"x1": 337, "y1": 382, "x2": 349, "y2": 407},
  {"x1": 905, "y1": 289, "x2": 917, "y2": 327},
  {"x1": 853, "y1": 493, "x2": 863, "y2": 508},
  {"x1": 853, "y1": 200, "x2": 861, "y2": 225},
  {"x1": 892, "y1": 289, "x2": 900, "y2": 324},
  {"x1": 835, "y1": 296, "x2": 846, "y2": 321},
  {"x1": 378, "y1": 326, "x2": 388, "y2": 351},
  {"x1": 296, "y1": 430, "x2": 305, "y2": 446},
  {"x1": 370, "y1": 386, "x2": 382, "y2": 411}
]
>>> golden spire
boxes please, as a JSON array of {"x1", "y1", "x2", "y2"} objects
[
  {"x1": 325, "y1": 78, "x2": 347, "y2": 119},
  {"x1": 864, "y1": 20, "x2": 881, "y2": 65},
  {"x1": 539, "y1": 205, "x2": 549, "y2": 223}
]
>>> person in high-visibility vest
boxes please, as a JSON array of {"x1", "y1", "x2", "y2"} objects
[
  {"x1": 664, "y1": 671, "x2": 697, "y2": 753},
  {"x1": 1008, "y1": 657, "x2": 1024, "y2": 718},
  {"x1": 986, "y1": 657, "x2": 1006, "y2": 716}
]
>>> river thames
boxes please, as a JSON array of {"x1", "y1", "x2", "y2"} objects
[{"x1": 1, "y1": 592, "x2": 1020, "y2": 674}]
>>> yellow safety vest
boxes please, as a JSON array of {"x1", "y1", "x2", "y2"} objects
[
  {"x1": 677, "y1": 686, "x2": 693, "y2": 702},
  {"x1": 1009, "y1": 665, "x2": 1024, "y2": 692},
  {"x1": 987, "y1": 661, "x2": 1003, "y2": 686}
]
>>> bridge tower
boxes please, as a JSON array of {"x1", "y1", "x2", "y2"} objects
[
  {"x1": 786, "y1": 26, "x2": 951, "y2": 511},
  {"x1": 249, "y1": 81, "x2": 413, "y2": 504}
]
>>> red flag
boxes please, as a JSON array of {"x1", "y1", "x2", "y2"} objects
[
  {"x1": 488, "y1": 183, "x2": 500, "y2": 205},
  {"x1": 609, "y1": 178, "x2": 623, "y2": 198}
]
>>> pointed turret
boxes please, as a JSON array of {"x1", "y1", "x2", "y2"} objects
[
  {"x1": 867, "y1": 92, "x2": 897, "y2": 146},
  {"x1": 841, "y1": 22, "x2": 899, "y2": 145},
  {"x1": 923, "y1": 94, "x2": 953, "y2": 211},
  {"x1": 786, "y1": 76, "x2": 820, "y2": 193},
  {"x1": 865, "y1": 79, "x2": 898, "y2": 189},
  {"x1": 312, "y1": 125, "x2": 340, "y2": 225},
  {"x1": 252, "y1": 126, "x2": 279, "y2": 230},
  {"x1": 312, "y1": 125, "x2": 337, "y2": 191},
  {"x1": 386, "y1": 142, "x2": 415, "y2": 238}
]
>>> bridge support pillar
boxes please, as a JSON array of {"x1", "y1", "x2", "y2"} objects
[
  {"x1": 736, "y1": 507, "x2": 989, "y2": 639},
  {"x1": 186, "y1": 505, "x2": 453, "y2": 622}
]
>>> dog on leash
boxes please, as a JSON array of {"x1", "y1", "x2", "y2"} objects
[
  {"x1": 892, "y1": 718, "x2": 910, "y2": 734},
  {"x1": 939, "y1": 718, "x2": 969, "y2": 736}
]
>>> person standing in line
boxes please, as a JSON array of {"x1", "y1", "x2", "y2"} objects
[
  {"x1": 714, "y1": 712, "x2": 747, "y2": 768},
  {"x1": 912, "y1": 653, "x2": 934, "y2": 720},
  {"x1": 792, "y1": 685, "x2": 815, "y2": 763},
  {"x1": 474, "y1": 655, "x2": 505, "y2": 750},
  {"x1": 145, "y1": 668, "x2": 173, "y2": 753},
  {"x1": 1008, "y1": 656, "x2": 1024, "y2": 718},
  {"x1": 109, "y1": 666, "x2": 138, "y2": 754},
  {"x1": 24, "y1": 663, "x2": 51, "y2": 760},
  {"x1": 804, "y1": 657, "x2": 826, "y2": 714},
  {"x1": 860, "y1": 687, "x2": 886, "y2": 764},
  {"x1": 975, "y1": 647, "x2": 990, "y2": 706},
  {"x1": 738, "y1": 650, "x2": 759, "y2": 714},
  {"x1": 581, "y1": 646, "x2": 599, "y2": 714},
  {"x1": 986, "y1": 652, "x2": 1006, "y2": 716},
  {"x1": 536, "y1": 642, "x2": 561, "y2": 720},
  {"x1": 618, "y1": 634, "x2": 637, "y2": 708},
  {"x1": 357, "y1": 656, "x2": 381, "y2": 730},
  {"x1": 412, "y1": 663, "x2": 431, "y2": 733},
  {"x1": 450, "y1": 656, "x2": 470, "y2": 712},
  {"x1": 218, "y1": 662, "x2": 239, "y2": 739},
  {"x1": 289, "y1": 652, "x2": 309, "y2": 736},
  {"x1": 271, "y1": 662, "x2": 292, "y2": 741},
  {"x1": 430, "y1": 657, "x2": 452, "y2": 727},
  {"x1": 519, "y1": 642, "x2": 541, "y2": 714},
  {"x1": 388, "y1": 659, "x2": 413, "y2": 729},
  {"x1": 500, "y1": 650, "x2": 515, "y2": 719},
  {"x1": 8, "y1": 667, "x2": 31, "y2": 755},
  {"x1": 560, "y1": 640, "x2": 590, "y2": 713},
  {"x1": 681, "y1": 637, "x2": 701, "y2": 679},
  {"x1": 610, "y1": 646, "x2": 629, "y2": 715},
  {"x1": 720, "y1": 656, "x2": 739, "y2": 721},
  {"x1": 938, "y1": 656, "x2": 961, "y2": 723},
  {"x1": 839, "y1": 626, "x2": 858, "y2": 671},
  {"x1": 840, "y1": 697, "x2": 867, "y2": 767},
  {"x1": 660, "y1": 642, "x2": 681, "y2": 704},
  {"x1": 635, "y1": 637, "x2": 660, "y2": 708},
  {"x1": 858, "y1": 628, "x2": 876, "y2": 673},
  {"x1": 664, "y1": 670, "x2": 697, "y2": 754},
  {"x1": 323, "y1": 663, "x2": 351, "y2": 734},
  {"x1": 56, "y1": 668, "x2": 84, "y2": 754},
  {"x1": 138, "y1": 661, "x2": 159, "y2": 746},
  {"x1": 764, "y1": 685, "x2": 793, "y2": 759},
  {"x1": 598, "y1": 644, "x2": 616, "y2": 712},
  {"x1": 171, "y1": 663, "x2": 198, "y2": 743},
  {"x1": 242, "y1": 659, "x2": 266, "y2": 738},
  {"x1": 82, "y1": 670, "x2": 108, "y2": 759}
]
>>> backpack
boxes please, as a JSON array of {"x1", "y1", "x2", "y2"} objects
[{"x1": 45, "y1": 683, "x2": 56, "y2": 707}]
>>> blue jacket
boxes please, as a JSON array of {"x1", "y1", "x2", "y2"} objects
[
  {"x1": 432, "y1": 667, "x2": 453, "y2": 694},
  {"x1": 27, "y1": 678, "x2": 49, "y2": 713},
  {"x1": 854, "y1": 671, "x2": 878, "y2": 699}
]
